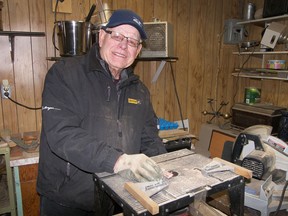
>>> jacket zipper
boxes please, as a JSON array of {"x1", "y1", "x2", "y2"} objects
[
  {"x1": 117, "y1": 86, "x2": 124, "y2": 137},
  {"x1": 106, "y1": 86, "x2": 111, "y2": 101},
  {"x1": 117, "y1": 119, "x2": 122, "y2": 137},
  {"x1": 66, "y1": 162, "x2": 70, "y2": 179}
]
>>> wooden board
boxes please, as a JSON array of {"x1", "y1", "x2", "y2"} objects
[
  {"x1": 124, "y1": 182, "x2": 159, "y2": 215},
  {"x1": 213, "y1": 157, "x2": 253, "y2": 179},
  {"x1": 158, "y1": 129, "x2": 190, "y2": 139}
]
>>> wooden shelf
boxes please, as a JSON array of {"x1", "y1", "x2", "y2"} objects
[
  {"x1": 0, "y1": 31, "x2": 45, "y2": 62},
  {"x1": 233, "y1": 51, "x2": 288, "y2": 55},
  {"x1": 47, "y1": 56, "x2": 179, "y2": 83},
  {"x1": 233, "y1": 15, "x2": 288, "y2": 81},
  {"x1": 136, "y1": 57, "x2": 178, "y2": 61},
  {"x1": 47, "y1": 56, "x2": 179, "y2": 62},
  {"x1": 0, "y1": 31, "x2": 45, "y2": 37},
  {"x1": 232, "y1": 68, "x2": 288, "y2": 81}
]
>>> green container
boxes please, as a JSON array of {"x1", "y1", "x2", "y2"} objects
[{"x1": 244, "y1": 87, "x2": 261, "y2": 104}]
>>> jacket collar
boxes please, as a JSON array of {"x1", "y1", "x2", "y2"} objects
[{"x1": 86, "y1": 43, "x2": 104, "y2": 72}]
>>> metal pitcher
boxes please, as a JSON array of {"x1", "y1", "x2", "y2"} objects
[{"x1": 53, "y1": 20, "x2": 91, "y2": 57}]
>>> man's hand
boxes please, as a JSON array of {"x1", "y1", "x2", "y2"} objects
[{"x1": 113, "y1": 154, "x2": 163, "y2": 182}]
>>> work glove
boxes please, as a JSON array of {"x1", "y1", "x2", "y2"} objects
[{"x1": 113, "y1": 153, "x2": 163, "y2": 182}]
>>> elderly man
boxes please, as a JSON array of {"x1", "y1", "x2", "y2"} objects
[{"x1": 37, "y1": 9, "x2": 167, "y2": 216}]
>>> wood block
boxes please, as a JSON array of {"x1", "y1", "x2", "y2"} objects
[
  {"x1": 124, "y1": 182, "x2": 159, "y2": 215},
  {"x1": 159, "y1": 129, "x2": 190, "y2": 139},
  {"x1": 213, "y1": 157, "x2": 252, "y2": 179},
  {"x1": 23, "y1": 131, "x2": 39, "y2": 141},
  {"x1": 10, "y1": 145, "x2": 23, "y2": 158}
]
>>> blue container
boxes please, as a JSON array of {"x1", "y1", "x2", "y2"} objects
[{"x1": 158, "y1": 118, "x2": 178, "y2": 130}]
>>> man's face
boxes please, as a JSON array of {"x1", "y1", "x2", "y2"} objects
[{"x1": 99, "y1": 24, "x2": 142, "y2": 73}]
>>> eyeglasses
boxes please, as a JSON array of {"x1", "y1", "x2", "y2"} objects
[{"x1": 103, "y1": 29, "x2": 141, "y2": 48}]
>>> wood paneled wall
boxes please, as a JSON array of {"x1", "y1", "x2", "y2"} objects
[{"x1": 1, "y1": 0, "x2": 287, "y2": 139}]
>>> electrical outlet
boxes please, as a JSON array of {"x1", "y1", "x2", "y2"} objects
[{"x1": 1, "y1": 79, "x2": 11, "y2": 99}]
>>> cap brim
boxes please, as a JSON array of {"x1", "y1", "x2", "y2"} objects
[{"x1": 102, "y1": 22, "x2": 147, "y2": 40}]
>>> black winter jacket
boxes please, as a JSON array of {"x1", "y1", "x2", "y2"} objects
[{"x1": 37, "y1": 44, "x2": 167, "y2": 211}]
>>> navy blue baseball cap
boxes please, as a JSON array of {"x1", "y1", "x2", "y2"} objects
[{"x1": 102, "y1": 9, "x2": 147, "y2": 40}]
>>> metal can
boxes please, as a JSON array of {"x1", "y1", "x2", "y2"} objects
[
  {"x1": 243, "y1": 2, "x2": 256, "y2": 20},
  {"x1": 244, "y1": 87, "x2": 261, "y2": 104}
]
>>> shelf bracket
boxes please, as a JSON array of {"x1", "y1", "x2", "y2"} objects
[
  {"x1": 136, "y1": 57, "x2": 177, "y2": 83},
  {"x1": 0, "y1": 31, "x2": 46, "y2": 63},
  {"x1": 151, "y1": 60, "x2": 167, "y2": 83},
  {"x1": 9, "y1": 35, "x2": 15, "y2": 62}
]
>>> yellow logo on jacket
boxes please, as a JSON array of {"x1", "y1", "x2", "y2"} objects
[{"x1": 128, "y1": 98, "x2": 141, "y2": 104}]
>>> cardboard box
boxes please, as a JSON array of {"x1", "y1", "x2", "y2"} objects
[{"x1": 260, "y1": 22, "x2": 286, "y2": 48}]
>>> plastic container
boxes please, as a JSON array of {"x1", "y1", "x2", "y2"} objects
[
  {"x1": 158, "y1": 118, "x2": 178, "y2": 130},
  {"x1": 266, "y1": 60, "x2": 286, "y2": 69}
]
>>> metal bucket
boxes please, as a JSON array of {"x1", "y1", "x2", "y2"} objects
[{"x1": 53, "y1": 21, "x2": 91, "y2": 57}]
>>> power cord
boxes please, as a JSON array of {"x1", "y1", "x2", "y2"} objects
[
  {"x1": 231, "y1": 46, "x2": 256, "y2": 113},
  {"x1": 4, "y1": 92, "x2": 41, "y2": 110},
  {"x1": 272, "y1": 180, "x2": 288, "y2": 216},
  {"x1": 169, "y1": 62, "x2": 186, "y2": 131}
]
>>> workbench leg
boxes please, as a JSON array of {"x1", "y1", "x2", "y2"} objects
[
  {"x1": 94, "y1": 177, "x2": 115, "y2": 216},
  {"x1": 228, "y1": 179, "x2": 245, "y2": 216},
  {"x1": 13, "y1": 166, "x2": 23, "y2": 216},
  {"x1": 2, "y1": 147, "x2": 17, "y2": 216}
]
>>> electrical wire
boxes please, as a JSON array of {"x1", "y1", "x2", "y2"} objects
[
  {"x1": 272, "y1": 180, "x2": 288, "y2": 216},
  {"x1": 54, "y1": 0, "x2": 64, "y2": 23},
  {"x1": 231, "y1": 46, "x2": 256, "y2": 112},
  {"x1": 169, "y1": 62, "x2": 186, "y2": 131},
  {"x1": 53, "y1": 0, "x2": 65, "y2": 57},
  {"x1": 214, "y1": 27, "x2": 226, "y2": 113},
  {"x1": 4, "y1": 93, "x2": 41, "y2": 110}
]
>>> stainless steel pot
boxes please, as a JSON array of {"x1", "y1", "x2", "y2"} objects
[{"x1": 53, "y1": 20, "x2": 91, "y2": 57}]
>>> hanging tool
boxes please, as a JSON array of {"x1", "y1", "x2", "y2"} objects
[{"x1": 85, "y1": 4, "x2": 96, "y2": 23}]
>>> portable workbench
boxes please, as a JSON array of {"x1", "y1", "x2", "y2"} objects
[{"x1": 94, "y1": 149, "x2": 245, "y2": 215}]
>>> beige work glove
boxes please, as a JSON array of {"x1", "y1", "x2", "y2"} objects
[{"x1": 113, "y1": 154, "x2": 163, "y2": 182}]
